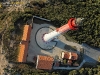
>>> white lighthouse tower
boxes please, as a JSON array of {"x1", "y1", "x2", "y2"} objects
[{"x1": 35, "y1": 18, "x2": 84, "y2": 50}]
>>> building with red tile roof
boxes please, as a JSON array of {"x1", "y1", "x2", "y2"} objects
[
  {"x1": 18, "y1": 41, "x2": 28, "y2": 62},
  {"x1": 62, "y1": 51, "x2": 78, "y2": 60},
  {"x1": 22, "y1": 25, "x2": 32, "y2": 41},
  {"x1": 36, "y1": 55, "x2": 54, "y2": 70},
  {"x1": 18, "y1": 25, "x2": 32, "y2": 62},
  {"x1": 61, "y1": 51, "x2": 78, "y2": 66},
  {"x1": 71, "y1": 52, "x2": 78, "y2": 60}
]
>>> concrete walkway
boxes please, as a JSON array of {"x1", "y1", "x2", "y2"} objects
[{"x1": 82, "y1": 43, "x2": 100, "y2": 64}]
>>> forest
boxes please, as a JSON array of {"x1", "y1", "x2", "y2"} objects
[
  {"x1": 24, "y1": 0, "x2": 100, "y2": 48},
  {"x1": 4, "y1": 63, "x2": 100, "y2": 75},
  {"x1": 0, "y1": 0, "x2": 100, "y2": 75},
  {"x1": 2, "y1": 0, "x2": 100, "y2": 48}
]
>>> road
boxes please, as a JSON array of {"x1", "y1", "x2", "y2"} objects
[{"x1": 82, "y1": 43, "x2": 100, "y2": 64}]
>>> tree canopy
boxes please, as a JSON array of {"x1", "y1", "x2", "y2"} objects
[{"x1": 27, "y1": 0, "x2": 100, "y2": 48}]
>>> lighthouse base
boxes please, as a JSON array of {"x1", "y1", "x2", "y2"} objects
[{"x1": 35, "y1": 27, "x2": 57, "y2": 50}]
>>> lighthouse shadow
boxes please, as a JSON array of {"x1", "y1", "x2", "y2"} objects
[
  {"x1": 56, "y1": 40, "x2": 66, "y2": 50},
  {"x1": 56, "y1": 40, "x2": 77, "y2": 52}
]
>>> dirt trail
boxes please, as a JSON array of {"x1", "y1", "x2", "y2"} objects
[
  {"x1": 0, "y1": 1, "x2": 28, "y2": 74},
  {"x1": 0, "y1": 20, "x2": 12, "y2": 75}
]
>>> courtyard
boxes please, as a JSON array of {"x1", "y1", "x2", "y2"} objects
[{"x1": 27, "y1": 17, "x2": 82, "y2": 62}]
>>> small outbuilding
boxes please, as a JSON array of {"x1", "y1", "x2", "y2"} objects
[
  {"x1": 36, "y1": 55, "x2": 54, "y2": 70},
  {"x1": 18, "y1": 25, "x2": 32, "y2": 62}
]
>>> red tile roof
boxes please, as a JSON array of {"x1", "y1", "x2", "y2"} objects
[
  {"x1": 62, "y1": 52, "x2": 78, "y2": 60},
  {"x1": 18, "y1": 25, "x2": 32, "y2": 62},
  {"x1": 18, "y1": 41, "x2": 28, "y2": 62},
  {"x1": 64, "y1": 52, "x2": 70, "y2": 59},
  {"x1": 22, "y1": 25, "x2": 31, "y2": 41},
  {"x1": 36, "y1": 55, "x2": 54, "y2": 70},
  {"x1": 71, "y1": 52, "x2": 78, "y2": 60}
]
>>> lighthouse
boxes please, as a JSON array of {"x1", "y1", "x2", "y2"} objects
[
  {"x1": 35, "y1": 18, "x2": 84, "y2": 50},
  {"x1": 43, "y1": 18, "x2": 84, "y2": 42}
]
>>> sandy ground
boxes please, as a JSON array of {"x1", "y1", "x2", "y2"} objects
[
  {"x1": 0, "y1": 1, "x2": 28, "y2": 74},
  {"x1": 0, "y1": 28, "x2": 13, "y2": 75},
  {"x1": 0, "y1": 45, "x2": 8, "y2": 75},
  {"x1": 0, "y1": 31, "x2": 13, "y2": 74}
]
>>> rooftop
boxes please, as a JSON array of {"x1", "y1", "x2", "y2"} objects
[
  {"x1": 36, "y1": 55, "x2": 54, "y2": 70},
  {"x1": 22, "y1": 25, "x2": 31, "y2": 41},
  {"x1": 18, "y1": 41, "x2": 28, "y2": 62},
  {"x1": 62, "y1": 52, "x2": 78, "y2": 60},
  {"x1": 18, "y1": 25, "x2": 32, "y2": 62}
]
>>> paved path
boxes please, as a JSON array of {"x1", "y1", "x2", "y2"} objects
[{"x1": 82, "y1": 43, "x2": 100, "y2": 64}]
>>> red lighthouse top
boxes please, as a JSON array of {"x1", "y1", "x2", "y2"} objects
[
  {"x1": 56, "y1": 18, "x2": 81, "y2": 33},
  {"x1": 68, "y1": 18, "x2": 78, "y2": 30}
]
